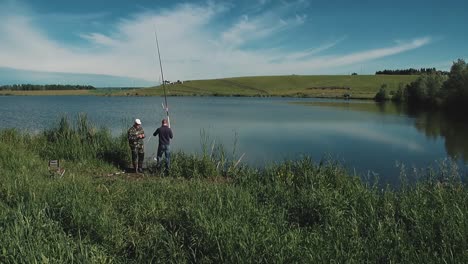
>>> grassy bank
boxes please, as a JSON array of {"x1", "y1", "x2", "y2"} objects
[
  {"x1": 1, "y1": 116, "x2": 467, "y2": 263},
  {"x1": 0, "y1": 74, "x2": 418, "y2": 98}
]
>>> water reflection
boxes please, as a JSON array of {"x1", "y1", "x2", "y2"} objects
[
  {"x1": 296, "y1": 101, "x2": 468, "y2": 162},
  {"x1": 1, "y1": 96, "x2": 466, "y2": 183},
  {"x1": 410, "y1": 110, "x2": 468, "y2": 162}
]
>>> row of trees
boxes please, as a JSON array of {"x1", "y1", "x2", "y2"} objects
[
  {"x1": 375, "y1": 68, "x2": 449, "y2": 75},
  {"x1": 0, "y1": 84, "x2": 96, "y2": 91},
  {"x1": 375, "y1": 59, "x2": 468, "y2": 112}
]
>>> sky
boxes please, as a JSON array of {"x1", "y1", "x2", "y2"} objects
[{"x1": 0, "y1": 0, "x2": 467, "y2": 87}]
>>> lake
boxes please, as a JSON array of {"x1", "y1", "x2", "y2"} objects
[{"x1": 1, "y1": 95, "x2": 467, "y2": 185}]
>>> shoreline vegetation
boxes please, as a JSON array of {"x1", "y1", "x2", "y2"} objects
[
  {"x1": 1, "y1": 116, "x2": 468, "y2": 262},
  {"x1": 374, "y1": 59, "x2": 468, "y2": 114}
]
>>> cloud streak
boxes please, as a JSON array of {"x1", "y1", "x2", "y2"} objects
[
  {"x1": 220, "y1": 3, "x2": 307, "y2": 49},
  {"x1": 0, "y1": 1, "x2": 432, "y2": 85}
]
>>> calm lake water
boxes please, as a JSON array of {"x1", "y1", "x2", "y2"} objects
[{"x1": 1, "y1": 95, "x2": 467, "y2": 185}]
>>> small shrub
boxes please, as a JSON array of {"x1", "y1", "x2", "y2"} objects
[{"x1": 374, "y1": 85, "x2": 388, "y2": 102}]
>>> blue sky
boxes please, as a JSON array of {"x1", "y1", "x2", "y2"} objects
[{"x1": 0, "y1": 0, "x2": 467, "y2": 87}]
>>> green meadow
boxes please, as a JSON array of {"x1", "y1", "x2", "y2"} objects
[
  {"x1": 0, "y1": 75, "x2": 418, "y2": 99},
  {"x1": 117, "y1": 75, "x2": 418, "y2": 98},
  {"x1": 1, "y1": 116, "x2": 467, "y2": 263},
  {"x1": 0, "y1": 75, "x2": 418, "y2": 98}
]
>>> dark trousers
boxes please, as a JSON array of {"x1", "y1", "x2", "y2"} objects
[{"x1": 157, "y1": 144, "x2": 170, "y2": 172}]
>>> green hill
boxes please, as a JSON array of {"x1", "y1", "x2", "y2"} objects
[{"x1": 114, "y1": 75, "x2": 419, "y2": 99}]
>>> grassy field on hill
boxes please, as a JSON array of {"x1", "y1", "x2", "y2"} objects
[
  {"x1": 0, "y1": 75, "x2": 418, "y2": 98},
  {"x1": 117, "y1": 75, "x2": 419, "y2": 99}
]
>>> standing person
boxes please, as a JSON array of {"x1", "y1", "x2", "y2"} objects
[
  {"x1": 153, "y1": 118, "x2": 173, "y2": 174},
  {"x1": 128, "y1": 118, "x2": 145, "y2": 173}
]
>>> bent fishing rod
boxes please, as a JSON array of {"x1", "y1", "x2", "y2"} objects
[
  {"x1": 154, "y1": 29, "x2": 170, "y2": 128},
  {"x1": 146, "y1": 28, "x2": 170, "y2": 146}
]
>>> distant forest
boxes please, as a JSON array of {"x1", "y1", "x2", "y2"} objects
[
  {"x1": 375, "y1": 68, "x2": 449, "y2": 75},
  {"x1": 0, "y1": 84, "x2": 96, "y2": 90}
]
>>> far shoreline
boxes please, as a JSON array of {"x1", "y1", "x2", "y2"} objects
[
  {"x1": 0, "y1": 90, "x2": 376, "y2": 100},
  {"x1": 0, "y1": 74, "x2": 419, "y2": 99}
]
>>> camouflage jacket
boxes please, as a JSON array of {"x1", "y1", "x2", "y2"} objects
[{"x1": 128, "y1": 126, "x2": 145, "y2": 148}]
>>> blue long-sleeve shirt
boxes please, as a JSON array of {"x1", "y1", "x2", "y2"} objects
[{"x1": 153, "y1": 126, "x2": 173, "y2": 145}]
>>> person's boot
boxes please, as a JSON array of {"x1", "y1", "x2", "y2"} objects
[
  {"x1": 133, "y1": 162, "x2": 138, "y2": 173},
  {"x1": 138, "y1": 154, "x2": 144, "y2": 173}
]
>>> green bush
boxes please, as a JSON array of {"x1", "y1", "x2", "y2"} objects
[
  {"x1": 374, "y1": 84, "x2": 388, "y2": 102},
  {"x1": 441, "y1": 59, "x2": 468, "y2": 112}
]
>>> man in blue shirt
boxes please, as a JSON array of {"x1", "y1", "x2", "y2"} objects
[{"x1": 153, "y1": 118, "x2": 173, "y2": 174}]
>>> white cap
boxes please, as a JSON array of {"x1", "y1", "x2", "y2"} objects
[{"x1": 135, "y1": 119, "x2": 141, "y2": 125}]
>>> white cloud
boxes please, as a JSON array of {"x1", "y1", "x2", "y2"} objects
[
  {"x1": 324, "y1": 37, "x2": 432, "y2": 67},
  {"x1": 246, "y1": 37, "x2": 432, "y2": 76},
  {"x1": 0, "y1": 1, "x2": 433, "y2": 84},
  {"x1": 295, "y1": 14, "x2": 307, "y2": 24},
  {"x1": 272, "y1": 36, "x2": 347, "y2": 62},
  {"x1": 80, "y1": 33, "x2": 118, "y2": 46},
  {"x1": 220, "y1": 6, "x2": 306, "y2": 49}
]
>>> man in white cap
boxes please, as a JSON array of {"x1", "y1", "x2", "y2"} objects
[{"x1": 127, "y1": 118, "x2": 145, "y2": 173}]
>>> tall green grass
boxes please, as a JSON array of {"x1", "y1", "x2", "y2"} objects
[
  {"x1": 1, "y1": 117, "x2": 467, "y2": 263},
  {"x1": 39, "y1": 114, "x2": 129, "y2": 168}
]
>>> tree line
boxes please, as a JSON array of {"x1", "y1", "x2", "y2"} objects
[
  {"x1": 0, "y1": 84, "x2": 96, "y2": 90},
  {"x1": 374, "y1": 59, "x2": 468, "y2": 113},
  {"x1": 375, "y1": 68, "x2": 449, "y2": 75}
]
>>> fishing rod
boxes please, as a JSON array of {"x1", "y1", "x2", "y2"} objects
[
  {"x1": 154, "y1": 28, "x2": 171, "y2": 128},
  {"x1": 145, "y1": 28, "x2": 170, "y2": 146}
]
